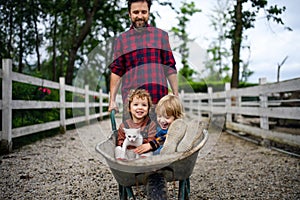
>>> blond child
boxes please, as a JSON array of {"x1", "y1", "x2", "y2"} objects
[{"x1": 134, "y1": 94, "x2": 186, "y2": 155}]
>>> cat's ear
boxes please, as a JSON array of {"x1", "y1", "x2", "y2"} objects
[
  {"x1": 137, "y1": 128, "x2": 141, "y2": 132},
  {"x1": 123, "y1": 128, "x2": 128, "y2": 131}
]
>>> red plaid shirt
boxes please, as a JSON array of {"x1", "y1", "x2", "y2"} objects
[{"x1": 109, "y1": 25, "x2": 177, "y2": 104}]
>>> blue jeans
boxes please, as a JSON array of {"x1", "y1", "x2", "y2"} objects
[{"x1": 153, "y1": 146, "x2": 163, "y2": 155}]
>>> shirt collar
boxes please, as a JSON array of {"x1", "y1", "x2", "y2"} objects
[
  {"x1": 128, "y1": 24, "x2": 152, "y2": 35},
  {"x1": 130, "y1": 23, "x2": 150, "y2": 30}
]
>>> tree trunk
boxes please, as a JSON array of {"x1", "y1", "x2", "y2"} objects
[
  {"x1": 65, "y1": 0, "x2": 100, "y2": 85},
  {"x1": 8, "y1": 5, "x2": 13, "y2": 58},
  {"x1": 34, "y1": 18, "x2": 41, "y2": 71},
  {"x1": 18, "y1": 18, "x2": 23, "y2": 73},
  {"x1": 231, "y1": 0, "x2": 243, "y2": 88},
  {"x1": 66, "y1": 48, "x2": 77, "y2": 85},
  {"x1": 52, "y1": 12, "x2": 57, "y2": 81}
]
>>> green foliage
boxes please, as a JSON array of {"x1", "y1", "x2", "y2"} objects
[
  {"x1": 238, "y1": 81, "x2": 258, "y2": 88},
  {"x1": 206, "y1": 0, "x2": 232, "y2": 82},
  {"x1": 11, "y1": 82, "x2": 59, "y2": 128},
  {"x1": 240, "y1": 60, "x2": 254, "y2": 82},
  {"x1": 179, "y1": 80, "x2": 224, "y2": 93},
  {"x1": 180, "y1": 80, "x2": 258, "y2": 93},
  {"x1": 8, "y1": 75, "x2": 108, "y2": 129},
  {"x1": 12, "y1": 109, "x2": 59, "y2": 128},
  {"x1": 179, "y1": 81, "x2": 207, "y2": 93},
  {"x1": 171, "y1": 1, "x2": 201, "y2": 82},
  {"x1": 0, "y1": 0, "x2": 178, "y2": 88},
  {"x1": 0, "y1": 0, "x2": 129, "y2": 82}
]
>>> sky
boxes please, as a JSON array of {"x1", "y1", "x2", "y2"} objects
[{"x1": 151, "y1": 0, "x2": 300, "y2": 83}]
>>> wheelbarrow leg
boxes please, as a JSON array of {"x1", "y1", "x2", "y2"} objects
[
  {"x1": 119, "y1": 184, "x2": 135, "y2": 200},
  {"x1": 178, "y1": 178, "x2": 190, "y2": 200}
]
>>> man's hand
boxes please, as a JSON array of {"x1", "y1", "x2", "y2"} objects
[
  {"x1": 109, "y1": 73, "x2": 122, "y2": 113},
  {"x1": 167, "y1": 73, "x2": 178, "y2": 96},
  {"x1": 108, "y1": 100, "x2": 119, "y2": 113}
]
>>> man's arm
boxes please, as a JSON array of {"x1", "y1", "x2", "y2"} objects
[
  {"x1": 109, "y1": 72, "x2": 122, "y2": 112},
  {"x1": 167, "y1": 73, "x2": 178, "y2": 96}
]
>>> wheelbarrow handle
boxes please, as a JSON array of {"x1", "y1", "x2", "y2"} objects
[{"x1": 110, "y1": 109, "x2": 117, "y2": 132}]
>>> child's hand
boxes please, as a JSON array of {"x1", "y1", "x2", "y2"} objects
[{"x1": 134, "y1": 143, "x2": 152, "y2": 154}]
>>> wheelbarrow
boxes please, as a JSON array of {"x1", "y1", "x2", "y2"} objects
[{"x1": 95, "y1": 110, "x2": 208, "y2": 199}]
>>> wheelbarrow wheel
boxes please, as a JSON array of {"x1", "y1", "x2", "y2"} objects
[{"x1": 146, "y1": 173, "x2": 168, "y2": 200}]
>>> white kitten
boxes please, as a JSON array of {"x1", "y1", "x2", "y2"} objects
[{"x1": 120, "y1": 128, "x2": 143, "y2": 159}]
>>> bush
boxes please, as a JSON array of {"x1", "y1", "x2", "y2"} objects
[
  {"x1": 11, "y1": 82, "x2": 59, "y2": 128},
  {"x1": 179, "y1": 81, "x2": 258, "y2": 93}
]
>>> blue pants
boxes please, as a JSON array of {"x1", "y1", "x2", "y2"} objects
[{"x1": 153, "y1": 146, "x2": 163, "y2": 155}]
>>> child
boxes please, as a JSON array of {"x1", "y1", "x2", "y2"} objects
[
  {"x1": 115, "y1": 89, "x2": 157, "y2": 160},
  {"x1": 134, "y1": 94, "x2": 186, "y2": 155}
]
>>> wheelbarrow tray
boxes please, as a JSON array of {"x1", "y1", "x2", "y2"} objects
[{"x1": 95, "y1": 130, "x2": 208, "y2": 187}]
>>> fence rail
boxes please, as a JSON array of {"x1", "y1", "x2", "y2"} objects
[
  {"x1": 181, "y1": 77, "x2": 300, "y2": 148},
  {"x1": 0, "y1": 59, "x2": 116, "y2": 153}
]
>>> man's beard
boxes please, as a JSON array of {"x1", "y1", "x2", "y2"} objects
[{"x1": 133, "y1": 19, "x2": 147, "y2": 29}]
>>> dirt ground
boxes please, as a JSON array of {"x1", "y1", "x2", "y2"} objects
[{"x1": 0, "y1": 119, "x2": 299, "y2": 199}]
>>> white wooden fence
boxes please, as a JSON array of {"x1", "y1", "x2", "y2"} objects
[
  {"x1": 1, "y1": 58, "x2": 299, "y2": 153},
  {"x1": 0, "y1": 59, "x2": 122, "y2": 153},
  {"x1": 181, "y1": 77, "x2": 300, "y2": 148}
]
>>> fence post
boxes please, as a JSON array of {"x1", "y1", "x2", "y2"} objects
[
  {"x1": 85, "y1": 85, "x2": 90, "y2": 125},
  {"x1": 259, "y1": 77, "x2": 269, "y2": 130},
  {"x1": 225, "y1": 83, "x2": 232, "y2": 123},
  {"x1": 208, "y1": 87, "x2": 213, "y2": 119},
  {"x1": 59, "y1": 77, "x2": 66, "y2": 133},
  {"x1": 99, "y1": 88, "x2": 103, "y2": 120},
  {"x1": 180, "y1": 89, "x2": 185, "y2": 112},
  {"x1": 234, "y1": 95, "x2": 242, "y2": 122},
  {"x1": 179, "y1": 90, "x2": 184, "y2": 100},
  {"x1": 1, "y1": 59, "x2": 13, "y2": 153}
]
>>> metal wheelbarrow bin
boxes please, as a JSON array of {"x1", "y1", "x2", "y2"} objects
[{"x1": 96, "y1": 110, "x2": 208, "y2": 199}]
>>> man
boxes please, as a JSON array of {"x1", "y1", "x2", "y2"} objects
[{"x1": 108, "y1": 0, "x2": 178, "y2": 120}]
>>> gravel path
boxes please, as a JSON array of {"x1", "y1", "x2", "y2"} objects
[{"x1": 1, "y1": 118, "x2": 299, "y2": 199}]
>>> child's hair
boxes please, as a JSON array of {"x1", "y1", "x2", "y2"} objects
[
  {"x1": 127, "y1": 89, "x2": 152, "y2": 114},
  {"x1": 155, "y1": 95, "x2": 184, "y2": 119}
]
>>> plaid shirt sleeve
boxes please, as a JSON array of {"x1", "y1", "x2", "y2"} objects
[
  {"x1": 109, "y1": 37, "x2": 126, "y2": 77},
  {"x1": 161, "y1": 30, "x2": 177, "y2": 76}
]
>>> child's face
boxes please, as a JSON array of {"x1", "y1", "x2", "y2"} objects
[
  {"x1": 129, "y1": 96, "x2": 149, "y2": 121},
  {"x1": 157, "y1": 112, "x2": 175, "y2": 130}
]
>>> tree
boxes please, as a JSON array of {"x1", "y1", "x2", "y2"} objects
[
  {"x1": 0, "y1": 0, "x2": 177, "y2": 87},
  {"x1": 0, "y1": 0, "x2": 42, "y2": 72},
  {"x1": 229, "y1": 0, "x2": 290, "y2": 88},
  {"x1": 206, "y1": 0, "x2": 232, "y2": 82},
  {"x1": 170, "y1": 1, "x2": 201, "y2": 82},
  {"x1": 77, "y1": 1, "x2": 129, "y2": 91},
  {"x1": 63, "y1": 0, "x2": 101, "y2": 85}
]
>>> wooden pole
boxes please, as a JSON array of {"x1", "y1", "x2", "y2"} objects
[
  {"x1": 259, "y1": 77, "x2": 269, "y2": 130},
  {"x1": 1, "y1": 59, "x2": 13, "y2": 153},
  {"x1": 59, "y1": 77, "x2": 66, "y2": 133},
  {"x1": 99, "y1": 88, "x2": 103, "y2": 120},
  {"x1": 85, "y1": 85, "x2": 90, "y2": 125},
  {"x1": 225, "y1": 83, "x2": 232, "y2": 123}
]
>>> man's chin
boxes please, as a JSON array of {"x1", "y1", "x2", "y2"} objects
[{"x1": 134, "y1": 22, "x2": 146, "y2": 29}]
